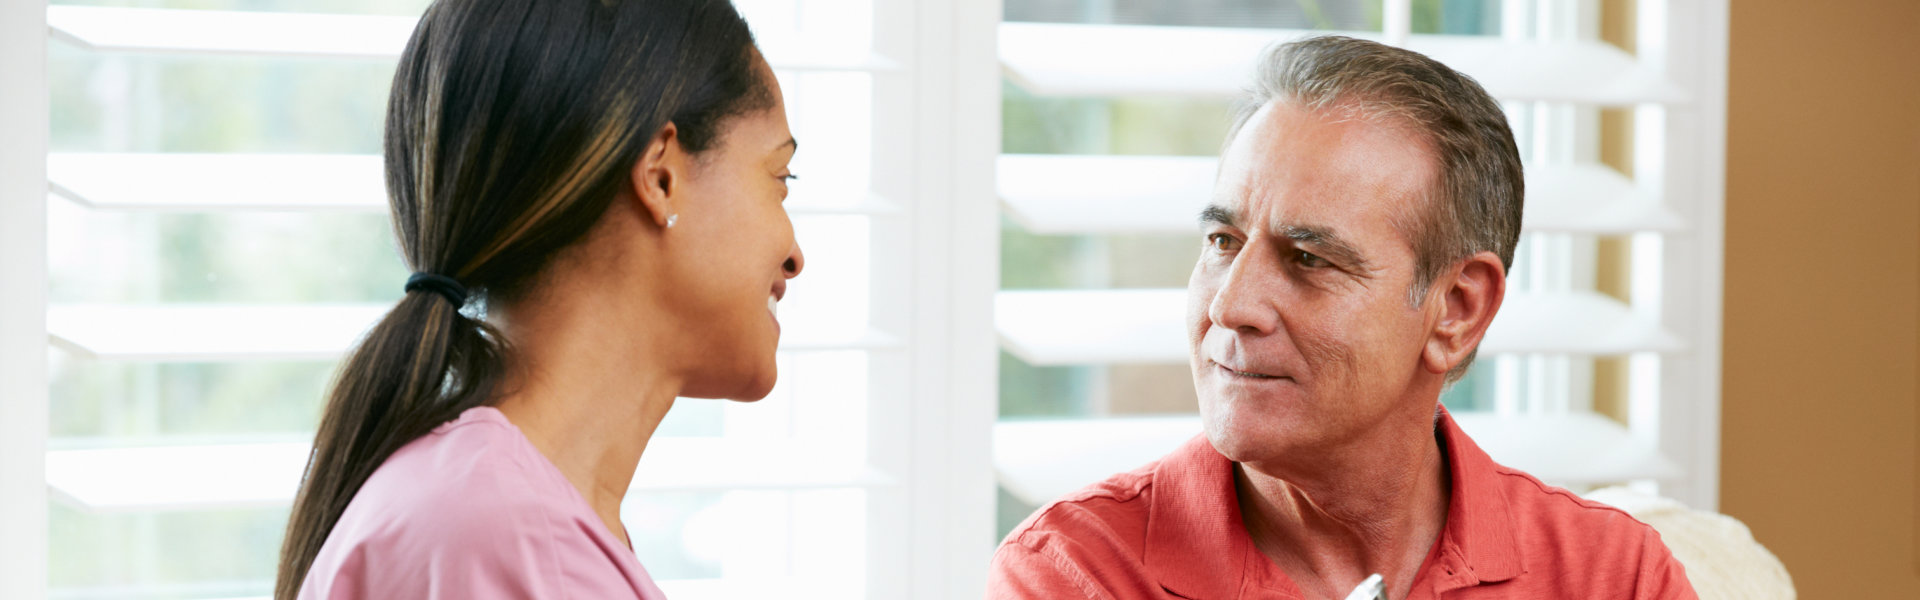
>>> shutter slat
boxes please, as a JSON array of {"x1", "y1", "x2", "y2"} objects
[
  {"x1": 48, "y1": 304, "x2": 900, "y2": 361},
  {"x1": 995, "y1": 288, "x2": 1681, "y2": 366},
  {"x1": 47, "y1": 5, "x2": 896, "y2": 71},
  {"x1": 47, "y1": 439, "x2": 894, "y2": 512},
  {"x1": 999, "y1": 154, "x2": 1684, "y2": 235},
  {"x1": 999, "y1": 22, "x2": 1686, "y2": 106},
  {"x1": 51, "y1": 153, "x2": 385, "y2": 212},
  {"x1": 995, "y1": 412, "x2": 1679, "y2": 505},
  {"x1": 999, "y1": 154, "x2": 1215, "y2": 235},
  {"x1": 48, "y1": 152, "x2": 898, "y2": 215}
]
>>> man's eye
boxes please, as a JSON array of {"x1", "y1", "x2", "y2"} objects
[
  {"x1": 1297, "y1": 251, "x2": 1328, "y2": 268},
  {"x1": 1206, "y1": 234, "x2": 1239, "y2": 252}
]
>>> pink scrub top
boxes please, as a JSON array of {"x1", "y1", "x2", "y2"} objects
[{"x1": 297, "y1": 406, "x2": 669, "y2": 599}]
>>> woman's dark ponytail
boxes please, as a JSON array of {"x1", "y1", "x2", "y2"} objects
[
  {"x1": 275, "y1": 0, "x2": 771, "y2": 597},
  {"x1": 274, "y1": 289, "x2": 504, "y2": 597}
]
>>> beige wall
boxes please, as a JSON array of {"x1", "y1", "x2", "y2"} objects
[{"x1": 1722, "y1": 0, "x2": 1920, "y2": 596}]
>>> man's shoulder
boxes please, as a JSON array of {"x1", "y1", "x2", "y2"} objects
[
  {"x1": 991, "y1": 460, "x2": 1170, "y2": 599},
  {"x1": 1460, "y1": 464, "x2": 1696, "y2": 597},
  {"x1": 1489, "y1": 464, "x2": 1660, "y2": 539},
  {"x1": 1004, "y1": 458, "x2": 1159, "y2": 554},
  {"x1": 1481, "y1": 462, "x2": 1682, "y2": 580}
]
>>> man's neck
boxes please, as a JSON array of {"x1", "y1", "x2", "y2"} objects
[{"x1": 1234, "y1": 414, "x2": 1451, "y2": 600}]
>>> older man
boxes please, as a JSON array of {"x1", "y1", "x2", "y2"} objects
[{"x1": 988, "y1": 37, "x2": 1695, "y2": 600}]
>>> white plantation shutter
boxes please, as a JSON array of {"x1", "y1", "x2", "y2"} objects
[
  {"x1": 997, "y1": 21, "x2": 1684, "y2": 103},
  {"x1": 11, "y1": 0, "x2": 998, "y2": 598},
  {"x1": 990, "y1": 0, "x2": 1727, "y2": 517},
  {"x1": 995, "y1": 288, "x2": 1683, "y2": 365},
  {"x1": 1, "y1": 1, "x2": 53, "y2": 598},
  {"x1": 998, "y1": 154, "x2": 1686, "y2": 236}
]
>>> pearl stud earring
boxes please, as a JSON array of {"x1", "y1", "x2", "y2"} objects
[{"x1": 666, "y1": 214, "x2": 678, "y2": 228}]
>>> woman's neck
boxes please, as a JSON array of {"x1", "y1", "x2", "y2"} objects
[{"x1": 489, "y1": 294, "x2": 682, "y2": 547}]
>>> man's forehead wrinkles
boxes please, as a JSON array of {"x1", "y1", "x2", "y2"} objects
[{"x1": 1201, "y1": 177, "x2": 1286, "y2": 229}]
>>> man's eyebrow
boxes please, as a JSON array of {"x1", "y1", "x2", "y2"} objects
[
  {"x1": 1198, "y1": 205, "x2": 1236, "y2": 227},
  {"x1": 1279, "y1": 224, "x2": 1370, "y2": 268}
]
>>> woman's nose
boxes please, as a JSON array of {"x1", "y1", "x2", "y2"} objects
[{"x1": 783, "y1": 243, "x2": 805, "y2": 278}]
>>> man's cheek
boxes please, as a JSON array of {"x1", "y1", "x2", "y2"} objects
[{"x1": 1185, "y1": 288, "x2": 1216, "y2": 339}]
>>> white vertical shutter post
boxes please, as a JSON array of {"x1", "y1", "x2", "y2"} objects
[
  {"x1": 1, "y1": 1, "x2": 51, "y2": 599},
  {"x1": 1383, "y1": 0, "x2": 1412, "y2": 46},
  {"x1": 886, "y1": 0, "x2": 1002, "y2": 597},
  {"x1": 1643, "y1": 0, "x2": 1730, "y2": 512}
]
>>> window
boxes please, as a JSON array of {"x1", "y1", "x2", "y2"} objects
[
  {"x1": 0, "y1": 0, "x2": 1727, "y2": 597},
  {"x1": 990, "y1": 0, "x2": 1728, "y2": 538},
  {"x1": 5, "y1": 0, "x2": 999, "y2": 598}
]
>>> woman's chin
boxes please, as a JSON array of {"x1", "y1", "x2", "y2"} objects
[
  {"x1": 728, "y1": 382, "x2": 774, "y2": 402},
  {"x1": 730, "y1": 368, "x2": 779, "y2": 402},
  {"x1": 680, "y1": 361, "x2": 777, "y2": 401}
]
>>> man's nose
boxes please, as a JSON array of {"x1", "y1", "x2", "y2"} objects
[{"x1": 1207, "y1": 253, "x2": 1281, "y2": 336}]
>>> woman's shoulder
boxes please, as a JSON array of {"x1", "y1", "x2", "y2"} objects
[
  {"x1": 343, "y1": 406, "x2": 585, "y2": 537},
  {"x1": 301, "y1": 407, "x2": 652, "y2": 598}
]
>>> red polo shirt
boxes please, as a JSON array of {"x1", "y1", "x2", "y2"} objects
[{"x1": 988, "y1": 408, "x2": 1696, "y2": 599}]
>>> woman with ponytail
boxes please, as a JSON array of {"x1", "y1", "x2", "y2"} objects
[{"x1": 275, "y1": 0, "x2": 803, "y2": 597}]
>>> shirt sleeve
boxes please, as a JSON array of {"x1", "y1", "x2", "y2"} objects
[
  {"x1": 1635, "y1": 530, "x2": 1701, "y2": 600},
  {"x1": 298, "y1": 527, "x2": 568, "y2": 600},
  {"x1": 986, "y1": 540, "x2": 1113, "y2": 600}
]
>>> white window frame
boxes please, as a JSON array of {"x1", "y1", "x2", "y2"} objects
[
  {"x1": 2, "y1": 3, "x2": 52, "y2": 600},
  {"x1": 1634, "y1": 0, "x2": 1729, "y2": 511},
  {"x1": 879, "y1": 0, "x2": 1000, "y2": 598}
]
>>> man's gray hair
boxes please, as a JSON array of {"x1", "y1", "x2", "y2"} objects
[{"x1": 1226, "y1": 35, "x2": 1524, "y2": 383}]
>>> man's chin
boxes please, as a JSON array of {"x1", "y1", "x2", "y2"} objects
[
  {"x1": 1198, "y1": 389, "x2": 1311, "y2": 463},
  {"x1": 1200, "y1": 415, "x2": 1284, "y2": 464}
]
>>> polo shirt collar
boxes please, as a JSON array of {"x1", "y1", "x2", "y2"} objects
[
  {"x1": 1430, "y1": 405, "x2": 1525, "y2": 588},
  {"x1": 1143, "y1": 434, "x2": 1253, "y2": 599},
  {"x1": 1141, "y1": 407, "x2": 1524, "y2": 598}
]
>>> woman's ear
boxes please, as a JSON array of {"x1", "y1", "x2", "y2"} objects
[
  {"x1": 628, "y1": 122, "x2": 683, "y2": 230},
  {"x1": 1421, "y1": 251, "x2": 1507, "y2": 375}
]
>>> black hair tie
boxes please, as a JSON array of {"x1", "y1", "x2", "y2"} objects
[{"x1": 405, "y1": 272, "x2": 468, "y2": 306}]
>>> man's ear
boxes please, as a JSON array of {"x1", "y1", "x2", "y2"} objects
[
  {"x1": 1421, "y1": 251, "x2": 1507, "y2": 375},
  {"x1": 628, "y1": 122, "x2": 683, "y2": 230}
]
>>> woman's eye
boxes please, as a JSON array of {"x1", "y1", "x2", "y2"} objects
[{"x1": 780, "y1": 174, "x2": 800, "y2": 182}]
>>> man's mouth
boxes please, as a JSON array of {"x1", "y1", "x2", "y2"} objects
[{"x1": 1213, "y1": 360, "x2": 1285, "y2": 380}]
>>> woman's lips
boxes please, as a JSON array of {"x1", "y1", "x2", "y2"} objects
[{"x1": 769, "y1": 279, "x2": 786, "y2": 324}]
